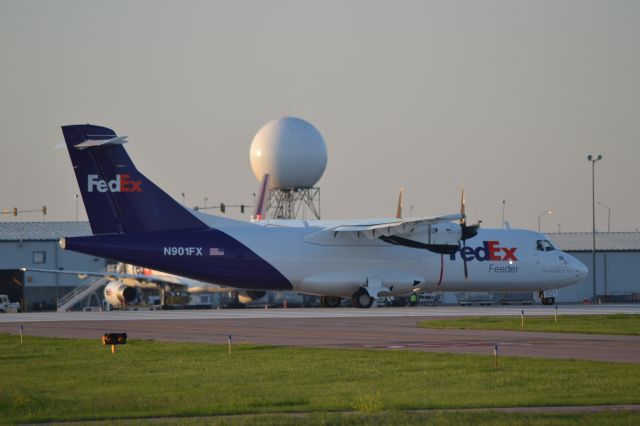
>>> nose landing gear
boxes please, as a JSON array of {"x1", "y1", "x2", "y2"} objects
[
  {"x1": 352, "y1": 288, "x2": 375, "y2": 308},
  {"x1": 538, "y1": 290, "x2": 555, "y2": 305}
]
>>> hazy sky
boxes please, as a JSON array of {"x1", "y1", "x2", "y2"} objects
[{"x1": 1, "y1": 0, "x2": 639, "y2": 232}]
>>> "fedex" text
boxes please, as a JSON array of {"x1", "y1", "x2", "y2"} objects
[
  {"x1": 87, "y1": 174, "x2": 142, "y2": 193},
  {"x1": 449, "y1": 240, "x2": 518, "y2": 262}
]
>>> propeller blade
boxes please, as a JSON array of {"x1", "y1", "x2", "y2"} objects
[
  {"x1": 460, "y1": 188, "x2": 466, "y2": 225},
  {"x1": 396, "y1": 188, "x2": 404, "y2": 219},
  {"x1": 459, "y1": 188, "x2": 471, "y2": 279},
  {"x1": 462, "y1": 240, "x2": 469, "y2": 279},
  {"x1": 459, "y1": 187, "x2": 480, "y2": 241}
]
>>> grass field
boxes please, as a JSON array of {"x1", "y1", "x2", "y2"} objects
[
  {"x1": 1, "y1": 334, "x2": 639, "y2": 424},
  {"x1": 418, "y1": 313, "x2": 640, "y2": 335}
]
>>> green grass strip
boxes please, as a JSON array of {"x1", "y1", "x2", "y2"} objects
[
  {"x1": 418, "y1": 314, "x2": 640, "y2": 335},
  {"x1": 1, "y1": 334, "x2": 639, "y2": 423}
]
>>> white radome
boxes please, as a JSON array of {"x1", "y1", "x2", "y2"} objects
[{"x1": 250, "y1": 117, "x2": 327, "y2": 188}]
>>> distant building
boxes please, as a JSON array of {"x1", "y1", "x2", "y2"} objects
[
  {"x1": 547, "y1": 232, "x2": 640, "y2": 303},
  {"x1": 0, "y1": 222, "x2": 107, "y2": 311}
]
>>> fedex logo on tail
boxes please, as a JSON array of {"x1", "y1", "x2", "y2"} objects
[
  {"x1": 449, "y1": 241, "x2": 518, "y2": 262},
  {"x1": 87, "y1": 174, "x2": 142, "y2": 193}
]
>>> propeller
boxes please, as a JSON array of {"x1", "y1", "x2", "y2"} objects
[
  {"x1": 396, "y1": 188, "x2": 404, "y2": 219},
  {"x1": 459, "y1": 189, "x2": 481, "y2": 279}
]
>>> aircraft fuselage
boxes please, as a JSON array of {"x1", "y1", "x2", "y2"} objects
[{"x1": 64, "y1": 216, "x2": 586, "y2": 298}]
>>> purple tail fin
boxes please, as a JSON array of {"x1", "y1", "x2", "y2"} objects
[{"x1": 62, "y1": 124, "x2": 206, "y2": 234}]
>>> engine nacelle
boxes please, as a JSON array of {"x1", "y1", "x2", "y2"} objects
[
  {"x1": 104, "y1": 281, "x2": 138, "y2": 307},
  {"x1": 237, "y1": 291, "x2": 267, "y2": 304},
  {"x1": 415, "y1": 222, "x2": 462, "y2": 245},
  {"x1": 381, "y1": 223, "x2": 462, "y2": 254}
]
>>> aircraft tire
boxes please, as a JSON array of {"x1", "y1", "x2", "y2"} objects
[
  {"x1": 320, "y1": 296, "x2": 342, "y2": 308},
  {"x1": 352, "y1": 289, "x2": 374, "y2": 309},
  {"x1": 542, "y1": 297, "x2": 555, "y2": 305}
]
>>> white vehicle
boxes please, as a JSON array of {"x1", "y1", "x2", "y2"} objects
[{"x1": 0, "y1": 295, "x2": 20, "y2": 313}]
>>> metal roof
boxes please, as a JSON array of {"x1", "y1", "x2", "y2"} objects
[
  {"x1": 0, "y1": 221, "x2": 92, "y2": 241},
  {"x1": 547, "y1": 232, "x2": 640, "y2": 252}
]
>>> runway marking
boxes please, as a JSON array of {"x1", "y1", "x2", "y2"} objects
[{"x1": 3, "y1": 314, "x2": 639, "y2": 363}]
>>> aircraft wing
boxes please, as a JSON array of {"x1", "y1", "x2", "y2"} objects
[
  {"x1": 22, "y1": 267, "x2": 184, "y2": 285},
  {"x1": 20, "y1": 268, "x2": 236, "y2": 293},
  {"x1": 322, "y1": 214, "x2": 462, "y2": 240}
]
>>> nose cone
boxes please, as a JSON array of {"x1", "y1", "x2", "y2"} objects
[
  {"x1": 567, "y1": 254, "x2": 588, "y2": 282},
  {"x1": 575, "y1": 260, "x2": 589, "y2": 279}
]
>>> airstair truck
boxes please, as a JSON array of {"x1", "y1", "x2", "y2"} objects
[{"x1": 0, "y1": 294, "x2": 20, "y2": 313}]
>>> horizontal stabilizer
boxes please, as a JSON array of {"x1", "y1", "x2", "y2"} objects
[{"x1": 75, "y1": 135, "x2": 128, "y2": 150}]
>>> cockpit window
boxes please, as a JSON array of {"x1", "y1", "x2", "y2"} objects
[{"x1": 536, "y1": 240, "x2": 555, "y2": 251}]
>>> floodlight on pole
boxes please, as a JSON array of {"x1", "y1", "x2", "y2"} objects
[
  {"x1": 587, "y1": 154, "x2": 603, "y2": 302},
  {"x1": 537, "y1": 209, "x2": 552, "y2": 232}
]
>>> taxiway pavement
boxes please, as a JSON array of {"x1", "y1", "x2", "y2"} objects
[{"x1": 1, "y1": 305, "x2": 639, "y2": 363}]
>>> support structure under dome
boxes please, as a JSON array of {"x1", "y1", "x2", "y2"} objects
[{"x1": 267, "y1": 187, "x2": 320, "y2": 220}]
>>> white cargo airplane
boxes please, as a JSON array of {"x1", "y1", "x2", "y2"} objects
[{"x1": 54, "y1": 124, "x2": 587, "y2": 308}]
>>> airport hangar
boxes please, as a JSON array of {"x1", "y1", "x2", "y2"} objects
[
  {"x1": 0, "y1": 221, "x2": 107, "y2": 311},
  {"x1": 1, "y1": 221, "x2": 640, "y2": 311}
]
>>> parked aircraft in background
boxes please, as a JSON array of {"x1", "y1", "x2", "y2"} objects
[
  {"x1": 56, "y1": 125, "x2": 587, "y2": 308},
  {"x1": 24, "y1": 264, "x2": 271, "y2": 308}
]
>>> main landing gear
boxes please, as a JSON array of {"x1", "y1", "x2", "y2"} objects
[
  {"x1": 319, "y1": 290, "x2": 376, "y2": 309},
  {"x1": 320, "y1": 295, "x2": 342, "y2": 308},
  {"x1": 538, "y1": 290, "x2": 555, "y2": 305}
]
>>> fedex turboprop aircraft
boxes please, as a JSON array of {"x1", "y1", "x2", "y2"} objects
[{"x1": 57, "y1": 124, "x2": 587, "y2": 308}]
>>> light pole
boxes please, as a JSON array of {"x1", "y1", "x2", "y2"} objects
[
  {"x1": 597, "y1": 202, "x2": 611, "y2": 233},
  {"x1": 501, "y1": 200, "x2": 506, "y2": 230},
  {"x1": 75, "y1": 194, "x2": 79, "y2": 222},
  {"x1": 588, "y1": 154, "x2": 603, "y2": 302},
  {"x1": 537, "y1": 209, "x2": 552, "y2": 232}
]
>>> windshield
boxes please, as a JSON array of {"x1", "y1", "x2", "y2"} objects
[{"x1": 536, "y1": 239, "x2": 555, "y2": 252}]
